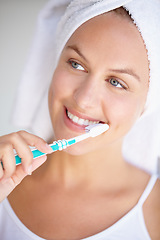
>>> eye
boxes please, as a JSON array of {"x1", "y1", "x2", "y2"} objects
[
  {"x1": 109, "y1": 78, "x2": 126, "y2": 89},
  {"x1": 68, "y1": 60, "x2": 85, "y2": 71}
]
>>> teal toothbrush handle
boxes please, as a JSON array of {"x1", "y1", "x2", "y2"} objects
[
  {"x1": 15, "y1": 139, "x2": 76, "y2": 166},
  {"x1": 15, "y1": 142, "x2": 60, "y2": 166},
  {"x1": 15, "y1": 149, "x2": 46, "y2": 165},
  {"x1": 0, "y1": 138, "x2": 77, "y2": 167}
]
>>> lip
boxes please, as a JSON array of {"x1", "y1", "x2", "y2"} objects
[
  {"x1": 63, "y1": 107, "x2": 105, "y2": 133},
  {"x1": 63, "y1": 107, "x2": 86, "y2": 133},
  {"x1": 66, "y1": 107, "x2": 102, "y2": 122}
]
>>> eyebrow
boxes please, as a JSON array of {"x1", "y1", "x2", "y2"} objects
[
  {"x1": 66, "y1": 45, "x2": 88, "y2": 62},
  {"x1": 108, "y1": 68, "x2": 140, "y2": 82}
]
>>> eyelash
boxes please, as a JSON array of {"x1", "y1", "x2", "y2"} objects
[{"x1": 67, "y1": 60, "x2": 127, "y2": 90}]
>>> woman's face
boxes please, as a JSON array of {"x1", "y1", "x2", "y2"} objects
[{"x1": 48, "y1": 12, "x2": 149, "y2": 155}]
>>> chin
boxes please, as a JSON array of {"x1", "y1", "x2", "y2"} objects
[{"x1": 63, "y1": 141, "x2": 94, "y2": 156}]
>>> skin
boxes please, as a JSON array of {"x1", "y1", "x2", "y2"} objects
[{"x1": 0, "y1": 11, "x2": 159, "y2": 240}]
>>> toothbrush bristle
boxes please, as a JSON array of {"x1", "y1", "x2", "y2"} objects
[{"x1": 85, "y1": 123, "x2": 109, "y2": 137}]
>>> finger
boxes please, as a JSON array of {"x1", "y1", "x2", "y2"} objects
[
  {"x1": 0, "y1": 164, "x2": 28, "y2": 202},
  {"x1": 2, "y1": 155, "x2": 47, "y2": 187},
  {"x1": 0, "y1": 155, "x2": 47, "y2": 202},
  {"x1": 7, "y1": 154, "x2": 47, "y2": 185},
  {"x1": 31, "y1": 155, "x2": 47, "y2": 172},
  {"x1": 17, "y1": 131, "x2": 53, "y2": 154},
  {"x1": 3, "y1": 132, "x2": 34, "y2": 175},
  {"x1": 0, "y1": 142, "x2": 16, "y2": 179},
  {"x1": 0, "y1": 131, "x2": 51, "y2": 176}
]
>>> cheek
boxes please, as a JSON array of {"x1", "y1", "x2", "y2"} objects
[
  {"x1": 50, "y1": 71, "x2": 69, "y2": 98},
  {"x1": 49, "y1": 69, "x2": 73, "y2": 109},
  {"x1": 103, "y1": 93, "x2": 145, "y2": 134}
]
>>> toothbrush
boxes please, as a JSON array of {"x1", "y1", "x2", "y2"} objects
[{"x1": 14, "y1": 123, "x2": 109, "y2": 165}]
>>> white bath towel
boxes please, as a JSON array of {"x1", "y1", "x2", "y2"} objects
[{"x1": 11, "y1": 0, "x2": 160, "y2": 173}]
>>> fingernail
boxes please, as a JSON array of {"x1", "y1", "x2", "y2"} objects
[
  {"x1": 43, "y1": 155, "x2": 47, "y2": 161},
  {"x1": 27, "y1": 165, "x2": 32, "y2": 175},
  {"x1": 45, "y1": 144, "x2": 53, "y2": 153}
]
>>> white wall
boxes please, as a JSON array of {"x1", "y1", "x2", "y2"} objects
[{"x1": 0, "y1": 0, "x2": 46, "y2": 135}]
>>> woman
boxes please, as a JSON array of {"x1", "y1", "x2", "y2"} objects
[{"x1": 0, "y1": 0, "x2": 160, "y2": 239}]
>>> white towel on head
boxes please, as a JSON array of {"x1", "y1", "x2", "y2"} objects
[
  {"x1": 12, "y1": 0, "x2": 160, "y2": 173},
  {"x1": 55, "y1": 0, "x2": 131, "y2": 64},
  {"x1": 124, "y1": 0, "x2": 160, "y2": 115}
]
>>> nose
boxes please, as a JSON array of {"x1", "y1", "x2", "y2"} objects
[{"x1": 73, "y1": 76, "x2": 100, "y2": 110}]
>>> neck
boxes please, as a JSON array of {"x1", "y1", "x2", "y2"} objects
[{"x1": 36, "y1": 138, "x2": 131, "y2": 190}]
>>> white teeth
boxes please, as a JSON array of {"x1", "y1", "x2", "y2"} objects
[
  {"x1": 67, "y1": 110, "x2": 99, "y2": 126},
  {"x1": 78, "y1": 118, "x2": 85, "y2": 125}
]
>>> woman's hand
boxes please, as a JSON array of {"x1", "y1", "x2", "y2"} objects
[{"x1": 0, "y1": 131, "x2": 53, "y2": 202}]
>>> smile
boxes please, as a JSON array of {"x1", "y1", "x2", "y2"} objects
[{"x1": 66, "y1": 109, "x2": 100, "y2": 126}]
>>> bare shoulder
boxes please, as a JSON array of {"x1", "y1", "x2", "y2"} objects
[{"x1": 143, "y1": 176, "x2": 160, "y2": 240}]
